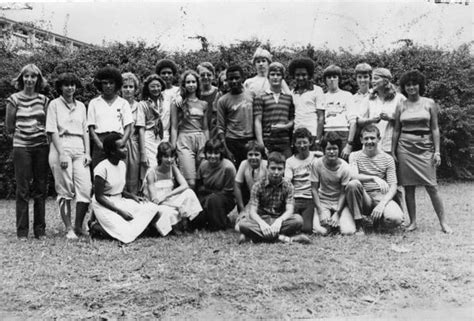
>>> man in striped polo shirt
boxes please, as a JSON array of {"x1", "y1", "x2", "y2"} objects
[
  {"x1": 345, "y1": 124, "x2": 403, "y2": 234},
  {"x1": 254, "y1": 62, "x2": 295, "y2": 159}
]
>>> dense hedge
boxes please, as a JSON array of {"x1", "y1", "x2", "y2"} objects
[{"x1": 0, "y1": 40, "x2": 473, "y2": 198}]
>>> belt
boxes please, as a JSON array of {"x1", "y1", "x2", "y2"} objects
[{"x1": 402, "y1": 130, "x2": 431, "y2": 136}]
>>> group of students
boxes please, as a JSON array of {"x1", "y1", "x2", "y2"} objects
[{"x1": 5, "y1": 47, "x2": 452, "y2": 244}]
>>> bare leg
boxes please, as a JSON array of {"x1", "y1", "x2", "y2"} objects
[
  {"x1": 59, "y1": 198, "x2": 77, "y2": 239},
  {"x1": 75, "y1": 202, "x2": 90, "y2": 236},
  {"x1": 404, "y1": 186, "x2": 417, "y2": 231},
  {"x1": 425, "y1": 185, "x2": 452, "y2": 234}
]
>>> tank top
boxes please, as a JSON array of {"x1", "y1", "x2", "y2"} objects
[{"x1": 400, "y1": 97, "x2": 432, "y2": 132}]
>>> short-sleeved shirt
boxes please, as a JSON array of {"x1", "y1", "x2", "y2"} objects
[
  {"x1": 7, "y1": 92, "x2": 49, "y2": 147},
  {"x1": 235, "y1": 159, "x2": 268, "y2": 191},
  {"x1": 87, "y1": 96, "x2": 133, "y2": 134},
  {"x1": 249, "y1": 176, "x2": 295, "y2": 218},
  {"x1": 135, "y1": 98, "x2": 163, "y2": 131},
  {"x1": 349, "y1": 150, "x2": 397, "y2": 192},
  {"x1": 163, "y1": 86, "x2": 180, "y2": 103},
  {"x1": 46, "y1": 97, "x2": 87, "y2": 138},
  {"x1": 216, "y1": 91, "x2": 254, "y2": 139},
  {"x1": 310, "y1": 157, "x2": 351, "y2": 202},
  {"x1": 94, "y1": 159, "x2": 126, "y2": 195},
  {"x1": 198, "y1": 158, "x2": 236, "y2": 195},
  {"x1": 322, "y1": 89, "x2": 355, "y2": 131},
  {"x1": 176, "y1": 99, "x2": 208, "y2": 132},
  {"x1": 359, "y1": 92, "x2": 405, "y2": 152},
  {"x1": 285, "y1": 153, "x2": 319, "y2": 199},
  {"x1": 292, "y1": 85, "x2": 325, "y2": 136},
  {"x1": 253, "y1": 89, "x2": 295, "y2": 145}
]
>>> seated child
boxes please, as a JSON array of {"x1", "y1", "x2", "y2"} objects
[
  {"x1": 234, "y1": 141, "x2": 268, "y2": 231},
  {"x1": 144, "y1": 142, "x2": 202, "y2": 236},
  {"x1": 310, "y1": 132, "x2": 353, "y2": 235},
  {"x1": 285, "y1": 128, "x2": 322, "y2": 233},
  {"x1": 238, "y1": 152, "x2": 310, "y2": 244}
]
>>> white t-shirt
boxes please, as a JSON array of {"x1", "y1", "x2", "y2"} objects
[
  {"x1": 87, "y1": 96, "x2": 133, "y2": 134},
  {"x1": 94, "y1": 159, "x2": 126, "y2": 195},
  {"x1": 292, "y1": 85, "x2": 325, "y2": 136},
  {"x1": 285, "y1": 152, "x2": 320, "y2": 199},
  {"x1": 235, "y1": 159, "x2": 268, "y2": 191},
  {"x1": 322, "y1": 89, "x2": 355, "y2": 131}
]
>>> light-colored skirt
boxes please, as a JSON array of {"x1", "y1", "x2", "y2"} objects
[
  {"x1": 92, "y1": 195, "x2": 159, "y2": 243},
  {"x1": 146, "y1": 179, "x2": 202, "y2": 236},
  {"x1": 397, "y1": 133, "x2": 437, "y2": 186}
]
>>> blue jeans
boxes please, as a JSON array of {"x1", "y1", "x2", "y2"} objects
[{"x1": 13, "y1": 145, "x2": 49, "y2": 237}]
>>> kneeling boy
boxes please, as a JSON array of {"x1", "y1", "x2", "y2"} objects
[{"x1": 239, "y1": 152, "x2": 310, "y2": 244}]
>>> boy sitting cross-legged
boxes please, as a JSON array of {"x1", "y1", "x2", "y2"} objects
[{"x1": 238, "y1": 152, "x2": 310, "y2": 244}]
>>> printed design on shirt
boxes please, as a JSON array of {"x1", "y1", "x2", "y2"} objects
[
  {"x1": 326, "y1": 101, "x2": 347, "y2": 118},
  {"x1": 116, "y1": 107, "x2": 124, "y2": 124}
]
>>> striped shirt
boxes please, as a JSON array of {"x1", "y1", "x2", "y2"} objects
[
  {"x1": 7, "y1": 92, "x2": 49, "y2": 147},
  {"x1": 253, "y1": 89, "x2": 295, "y2": 145},
  {"x1": 250, "y1": 176, "x2": 295, "y2": 218},
  {"x1": 349, "y1": 150, "x2": 397, "y2": 192}
]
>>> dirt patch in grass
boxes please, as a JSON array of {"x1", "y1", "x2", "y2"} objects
[{"x1": 0, "y1": 182, "x2": 472, "y2": 319}]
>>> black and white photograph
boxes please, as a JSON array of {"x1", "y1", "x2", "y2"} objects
[{"x1": 0, "y1": 0, "x2": 472, "y2": 319}]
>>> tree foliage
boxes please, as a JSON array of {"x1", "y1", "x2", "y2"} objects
[{"x1": 0, "y1": 40, "x2": 472, "y2": 198}]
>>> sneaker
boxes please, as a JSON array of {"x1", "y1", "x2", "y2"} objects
[
  {"x1": 313, "y1": 226, "x2": 328, "y2": 236},
  {"x1": 355, "y1": 226, "x2": 365, "y2": 236},
  {"x1": 238, "y1": 233, "x2": 249, "y2": 244},
  {"x1": 66, "y1": 230, "x2": 78, "y2": 240},
  {"x1": 290, "y1": 234, "x2": 311, "y2": 244}
]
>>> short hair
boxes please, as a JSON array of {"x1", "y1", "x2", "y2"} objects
[
  {"x1": 179, "y1": 70, "x2": 201, "y2": 99},
  {"x1": 267, "y1": 151, "x2": 286, "y2": 165},
  {"x1": 13, "y1": 63, "x2": 47, "y2": 92},
  {"x1": 141, "y1": 74, "x2": 166, "y2": 100},
  {"x1": 360, "y1": 124, "x2": 381, "y2": 139},
  {"x1": 288, "y1": 58, "x2": 315, "y2": 78},
  {"x1": 268, "y1": 62, "x2": 286, "y2": 76},
  {"x1": 121, "y1": 72, "x2": 140, "y2": 91},
  {"x1": 226, "y1": 65, "x2": 245, "y2": 78},
  {"x1": 321, "y1": 131, "x2": 342, "y2": 152},
  {"x1": 293, "y1": 127, "x2": 313, "y2": 144},
  {"x1": 245, "y1": 140, "x2": 266, "y2": 158},
  {"x1": 355, "y1": 63, "x2": 372, "y2": 76},
  {"x1": 252, "y1": 48, "x2": 272, "y2": 65},
  {"x1": 399, "y1": 70, "x2": 426, "y2": 96},
  {"x1": 103, "y1": 132, "x2": 123, "y2": 157},
  {"x1": 323, "y1": 64, "x2": 342, "y2": 79},
  {"x1": 204, "y1": 138, "x2": 226, "y2": 160},
  {"x1": 94, "y1": 66, "x2": 123, "y2": 92},
  {"x1": 197, "y1": 62, "x2": 215, "y2": 76},
  {"x1": 155, "y1": 59, "x2": 178, "y2": 75},
  {"x1": 55, "y1": 72, "x2": 82, "y2": 95},
  {"x1": 156, "y1": 141, "x2": 176, "y2": 165}
]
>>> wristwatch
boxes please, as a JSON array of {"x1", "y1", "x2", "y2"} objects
[{"x1": 347, "y1": 141, "x2": 353, "y2": 146}]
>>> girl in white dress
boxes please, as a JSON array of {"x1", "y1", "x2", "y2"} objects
[
  {"x1": 91, "y1": 133, "x2": 160, "y2": 243},
  {"x1": 144, "y1": 142, "x2": 202, "y2": 236}
]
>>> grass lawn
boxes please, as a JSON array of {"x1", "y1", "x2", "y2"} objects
[{"x1": 0, "y1": 182, "x2": 472, "y2": 320}]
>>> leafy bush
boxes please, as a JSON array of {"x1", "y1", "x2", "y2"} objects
[{"x1": 0, "y1": 40, "x2": 472, "y2": 198}]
